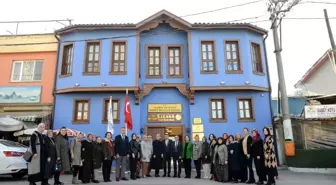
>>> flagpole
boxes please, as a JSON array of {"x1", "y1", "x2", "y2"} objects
[{"x1": 125, "y1": 89, "x2": 128, "y2": 137}]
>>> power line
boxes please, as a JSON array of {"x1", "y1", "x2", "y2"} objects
[
  {"x1": 300, "y1": 1, "x2": 336, "y2": 5},
  {"x1": 0, "y1": 19, "x2": 73, "y2": 24},
  {"x1": 284, "y1": 17, "x2": 336, "y2": 20},
  {"x1": 0, "y1": 18, "x2": 268, "y2": 47}
]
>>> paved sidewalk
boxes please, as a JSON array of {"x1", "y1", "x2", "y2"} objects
[{"x1": 1, "y1": 170, "x2": 335, "y2": 185}]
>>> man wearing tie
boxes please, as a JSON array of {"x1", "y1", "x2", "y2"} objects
[
  {"x1": 163, "y1": 134, "x2": 173, "y2": 177},
  {"x1": 172, "y1": 135, "x2": 182, "y2": 178},
  {"x1": 114, "y1": 127, "x2": 129, "y2": 181}
]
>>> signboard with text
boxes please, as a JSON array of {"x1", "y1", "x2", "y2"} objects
[
  {"x1": 305, "y1": 104, "x2": 336, "y2": 119},
  {"x1": 147, "y1": 104, "x2": 182, "y2": 122}
]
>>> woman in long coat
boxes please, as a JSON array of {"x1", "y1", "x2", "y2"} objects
[
  {"x1": 28, "y1": 123, "x2": 47, "y2": 185},
  {"x1": 213, "y1": 137, "x2": 228, "y2": 182},
  {"x1": 201, "y1": 136, "x2": 211, "y2": 179},
  {"x1": 81, "y1": 133, "x2": 97, "y2": 183},
  {"x1": 152, "y1": 134, "x2": 164, "y2": 177},
  {"x1": 129, "y1": 134, "x2": 141, "y2": 180},
  {"x1": 228, "y1": 134, "x2": 242, "y2": 183},
  {"x1": 141, "y1": 135, "x2": 152, "y2": 178},
  {"x1": 237, "y1": 133, "x2": 247, "y2": 182},
  {"x1": 55, "y1": 127, "x2": 71, "y2": 185},
  {"x1": 44, "y1": 130, "x2": 57, "y2": 184},
  {"x1": 263, "y1": 127, "x2": 278, "y2": 185},
  {"x1": 93, "y1": 137, "x2": 103, "y2": 182},
  {"x1": 70, "y1": 132, "x2": 82, "y2": 184},
  {"x1": 209, "y1": 135, "x2": 217, "y2": 181},
  {"x1": 242, "y1": 128, "x2": 255, "y2": 183},
  {"x1": 252, "y1": 129, "x2": 267, "y2": 184}
]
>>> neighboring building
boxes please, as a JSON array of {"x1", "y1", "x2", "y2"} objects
[
  {"x1": 271, "y1": 97, "x2": 307, "y2": 117},
  {"x1": 0, "y1": 34, "x2": 57, "y2": 128},
  {"x1": 53, "y1": 10, "x2": 271, "y2": 139}
]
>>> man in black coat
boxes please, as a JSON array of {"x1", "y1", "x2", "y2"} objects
[
  {"x1": 163, "y1": 134, "x2": 173, "y2": 177},
  {"x1": 172, "y1": 135, "x2": 182, "y2": 178},
  {"x1": 114, "y1": 127, "x2": 129, "y2": 181}
]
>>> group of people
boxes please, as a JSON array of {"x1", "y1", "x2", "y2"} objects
[{"x1": 27, "y1": 124, "x2": 278, "y2": 185}]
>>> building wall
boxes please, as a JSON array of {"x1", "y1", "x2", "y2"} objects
[
  {"x1": 139, "y1": 24, "x2": 189, "y2": 87},
  {"x1": 56, "y1": 30, "x2": 137, "y2": 89},
  {"x1": 190, "y1": 30, "x2": 268, "y2": 88},
  {"x1": 272, "y1": 97, "x2": 307, "y2": 116},
  {"x1": 0, "y1": 51, "x2": 56, "y2": 103},
  {"x1": 299, "y1": 58, "x2": 336, "y2": 95},
  {"x1": 54, "y1": 90, "x2": 271, "y2": 138}
]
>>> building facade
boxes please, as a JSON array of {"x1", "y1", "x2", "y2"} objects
[
  {"x1": 53, "y1": 10, "x2": 272, "y2": 139},
  {"x1": 0, "y1": 34, "x2": 57, "y2": 128}
]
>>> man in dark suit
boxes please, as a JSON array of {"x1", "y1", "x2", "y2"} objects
[
  {"x1": 172, "y1": 135, "x2": 182, "y2": 178},
  {"x1": 163, "y1": 134, "x2": 173, "y2": 177},
  {"x1": 114, "y1": 127, "x2": 129, "y2": 181}
]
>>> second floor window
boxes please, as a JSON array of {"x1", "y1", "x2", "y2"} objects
[
  {"x1": 251, "y1": 43, "x2": 263, "y2": 73},
  {"x1": 210, "y1": 98, "x2": 226, "y2": 121},
  {"x1": 61, "y1": 44, "x2": 73, "y2": 76},
  {"x1": 147, "y1": 47, "x2": 161, "y2": 77},
  {"x1": 225, "y1": 41, "x2": 241, "y2": 72},
  {"x1": 238, "y1": 98, "x2": 254, "y2": 120},
  {"x1": 201, "y1": 41, "x2": 216, "y2": 73},
  {"x1": 167, "y1": 47, "x2": 182, "y2": 77},
  {"x1": 11, "y1": 60, "x2": 43, "y2": 82},
  {"x1": 103, "y1": 99, "x2": 120, "y2": 123},
  {"x1": 84, "y1": 42, "x2": 100, "y2": 73},
  {"x1": 73, "y1": 99, "x2": 90, "y2": 123},
  {"x1": 111, "y1": 42, "x2": 126, "y2": 74}
]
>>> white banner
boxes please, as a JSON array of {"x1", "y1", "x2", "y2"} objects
[
  {"x1": 305, "y1": 104, "x2": 336, "y2": 119},
  {"x1": 107, "y1": 96, "x2": 114, "y2": 135}
]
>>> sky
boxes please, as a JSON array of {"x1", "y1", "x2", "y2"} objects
[{"x1": 0, "y1": 0, "x2": 335, "y2": 98}]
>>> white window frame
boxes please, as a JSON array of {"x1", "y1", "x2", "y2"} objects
[{"x1": 11, "y1": 60, "x2": 44, "y2": 82}]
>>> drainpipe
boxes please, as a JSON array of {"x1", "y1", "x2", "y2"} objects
[
  {"x1": 51, "y1": 34, "x2": 61, "y2": 130},
  {"x1": 263, "y1": 32, "x2": 280, "y2": 165}
]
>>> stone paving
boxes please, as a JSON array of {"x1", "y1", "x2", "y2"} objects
[{"x1": 1, "y1": 170, "x2": 335, "y2": 185}]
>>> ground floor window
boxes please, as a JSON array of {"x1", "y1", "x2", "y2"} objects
[
  {"x1": 73, "y1": 99, "x2": 90, "y2": 123},
  {"x1": 103, "y1": 98, "x2": 120, "y2": 123},
  {"x1": 209, "y1": 98, "x2": 226, "y2": 122},
  {"x1": 237, "y1": 98, "x2": 254, "y2": 121}
]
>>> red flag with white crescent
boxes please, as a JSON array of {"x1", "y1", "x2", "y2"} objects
[{"x1": 124, "y1": 91, "x2": 133, "y2": 131}]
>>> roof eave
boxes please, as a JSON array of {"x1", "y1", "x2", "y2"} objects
[{"x1": 55, "y1": 25, "x2": 136, "y2": 35}]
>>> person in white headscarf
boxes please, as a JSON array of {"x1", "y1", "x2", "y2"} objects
[{"x1": 28, "y1": 123, "x2": 48, "y2": 185}]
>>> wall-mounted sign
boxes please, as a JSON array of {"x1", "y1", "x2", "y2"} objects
[
  {"x1": 305, "y1": 104, "x2": 336, "y2": 119},
  {"x1": 193, "y1": 118, "x2": 202, "y2": 124},
  {"x1": 192, "y1": 124, "x2": 204, "y2": 132},
  {"x1": 148, "y1": 104, "x2": 182, "y2": 113},
  {"x1": 147, "y1": 113, "x2": 182, "y2": 122},
  {"x1": 0, "y1": 86, "x2": 41, "y2": 104},
  {"x1": 147, "y1": 104, "x2": 182, "y2": 122}
]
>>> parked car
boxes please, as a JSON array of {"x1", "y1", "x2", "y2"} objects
[{"x1": 0, "y1": 139, "x2": 28, "y2": 179}]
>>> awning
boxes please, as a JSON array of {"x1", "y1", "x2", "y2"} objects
[
  {"x1": 0, "y1": 116, "x2": 24, "y2": 132},
  {"x1": 0, "y1": 111, "x2": 50, "y2": 122}
]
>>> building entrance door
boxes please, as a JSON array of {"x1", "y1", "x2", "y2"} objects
[{"x1": 146, "y1": 124, "x2": 184, "y2": 142}]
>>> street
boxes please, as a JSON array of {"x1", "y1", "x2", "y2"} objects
[{"x1": 1, "y1": 170, "x2": 335, "y2": 185}]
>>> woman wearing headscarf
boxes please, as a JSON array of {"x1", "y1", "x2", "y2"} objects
[
  {"x1": 81, "y1": 133, "x2": 97, "y2": 183},
  {"x1": 141, "y1": 135, "x2": 152, "y2": 178},
  {"x1": 93, "y1": 137, "x2": 103, "y2": 182},
  {"x1": 102, "y1": 132, "x2": 114, "y2": 182},
  {"x1": 129, "y1": 133, "x2": 141, "y2": 180},
  {"x1": 263, "y1": 127, "x2": 278, "y2": 185},
  {"x1": 44, "y1": 130, "x2": 57, "y2": 184},
  {"x1": 209, "y1": 134, "x2": 217, "y2": 181},
  {"x1": 252, "y1": 129, "x2": 267, "y2": 184},
  {"x1": 201, "y1": 136, "x2": 211, "y2": 179},
  {"x1": 228, "y1": 134, "x2": 241, "y2": 183},
  {"x1": 135, "y1": 136, "x2": 142, "y2": 179},
  {"x1": 213, "y1": 137, "x2": 228, "y2": 182},
  {"x1": 55, "y1": 127, "x2": 70, "y2": 185},
  {"x1": 242, "y1": 128, "x2": 255, "y2": 184},
  {"x1": 70, "y1": 132, "x2": 82, "y2": 184},
  {"x1": 28, "y1": 123, "x2": 48, "y2": 185}
]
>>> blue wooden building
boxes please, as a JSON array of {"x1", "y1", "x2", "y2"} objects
[{"x1": 53, "y1": 10, "x2": 271, "y2": 139}]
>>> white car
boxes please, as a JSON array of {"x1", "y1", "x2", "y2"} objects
[{"x1": 0, "y1": 139, "x2": 28, "y2": 179}]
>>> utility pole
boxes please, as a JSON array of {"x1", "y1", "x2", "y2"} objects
[
  {"x1": 324, "y1": 9, "x2": 336, "y2": 64},
  {"x1": 267, "y1": 0, "x2": 302, "y2": 143}
]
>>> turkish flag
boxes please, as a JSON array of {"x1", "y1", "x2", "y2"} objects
[{"x1": 124, "y1": 92, "x2": 133, "y2": 131}]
